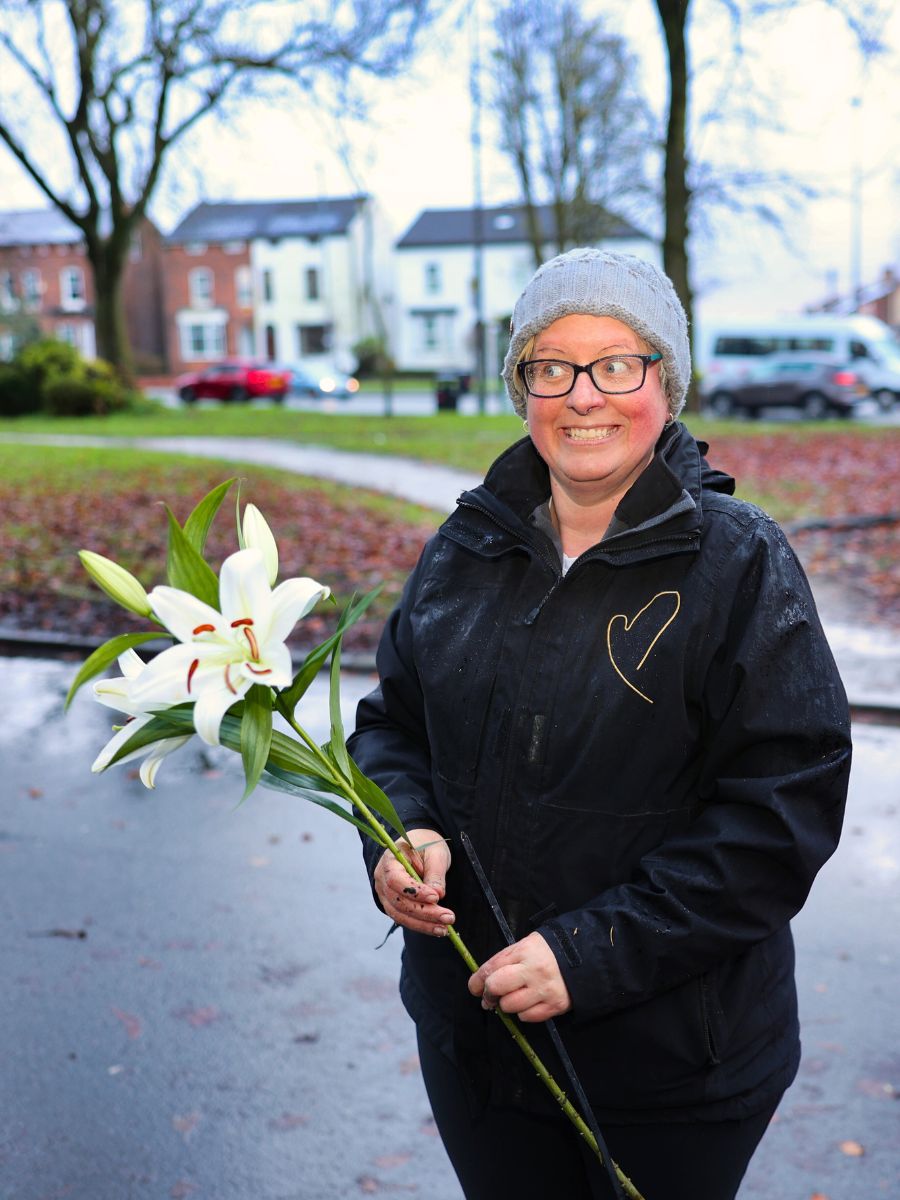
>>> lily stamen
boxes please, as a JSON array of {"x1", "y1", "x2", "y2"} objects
[
  {"x1": 242, "y1": 625, "x2": 261, "y2": 660},
  {"x1": 193, "y1": 623, "x2": 216, "y2": 635},
  {"x1": 224, "y1": 664, "x2": 239, "y2": 695},
  {"x1": 187, "y1": 658, "x2": 200, "y2": 692}
]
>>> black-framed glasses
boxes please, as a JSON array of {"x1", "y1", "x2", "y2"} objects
[{"x1": 517, "y1": 353, "x2": 662, "y2": 398}]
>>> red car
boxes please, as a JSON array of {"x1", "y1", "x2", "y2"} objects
[{"x1": 176, "y1": 360, "x2": 289, "y2": 404}]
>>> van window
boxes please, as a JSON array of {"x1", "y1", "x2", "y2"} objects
[
  {"x1": 713, "y1": 336, "x2": 778, "y2": 356},
  {"x1": 849, "y1": 340, "x2": 869, "y2": 359},
  {"x1": 790, "y1": 337, "x2": 835, "y2": 352}
]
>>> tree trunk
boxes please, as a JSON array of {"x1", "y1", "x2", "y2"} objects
[
  {"x1": 88, "y1": 238, "x2": 134, "y2": 385},
  {"x1": 655, "y1": 0, "x2": 697, "y2": 410}
]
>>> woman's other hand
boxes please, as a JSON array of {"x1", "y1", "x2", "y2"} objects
[
  {"x1": 373, "y1": 829, "x2": 455, "y2": 937},
  {"x1": 468, "y1": 932, "x2": 572, "y2": 1022}
]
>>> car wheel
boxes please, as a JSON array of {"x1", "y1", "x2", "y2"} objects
[
  {"x1": 875, "y1": 389, "x2": 895, "y2": 413},
  {"x1": 802, "y1": 391, "x2": 829, "y2": 419},
  {"x1": 180, "y1": 386, "x2": 196, "y2": 404},
  {"x1": 229, "y1": 386, "x2": 249, "y2": 402},
  {"x1": 707, "y1": 391, "x2": 735, "y2": 417}
]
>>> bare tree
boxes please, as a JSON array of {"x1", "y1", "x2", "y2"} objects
[
  {"x1": 652, "y1": 0, "x2": 891, "y2": 407},
  {"x1": 491, "y1": 0, "x2": 657, "y2": 270},
  {"x1": 0, "y1": 0, "x2": 440, "y2": 378}
]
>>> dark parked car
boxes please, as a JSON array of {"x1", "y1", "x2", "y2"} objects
[
  {"x1": 280, "y1": 363, "x2": 360, "y2": 400},
  {"x1": 703, "y1": 353, "x2": 871, "y2": 419},
  {"x1": 176, "y1": 360, "x2": 289, "y2": 404}
]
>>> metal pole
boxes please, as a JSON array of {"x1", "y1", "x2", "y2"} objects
[
  {"x1": 850, "y1": 94, "x2": 863, "y2": 312},
  {"x1": 470, "y1": 0, "x2": 488, "y2": 414}
]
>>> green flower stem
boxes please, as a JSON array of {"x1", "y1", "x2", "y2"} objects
[{"x1": 276, "y1": 701, "x2": 645, "y2": 1200}]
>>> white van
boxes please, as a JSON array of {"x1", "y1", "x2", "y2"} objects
[{"x1": 701, "y1": 315, "x2": 900, "y2": 412}]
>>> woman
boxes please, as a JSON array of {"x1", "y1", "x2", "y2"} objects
[{"x1": 348, "y1": 249, "x2": 851, "y2": 1200}]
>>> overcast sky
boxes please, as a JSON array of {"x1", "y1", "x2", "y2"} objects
[{"x1": 2, "y1": 0, "x2": 898, "y2": 341}]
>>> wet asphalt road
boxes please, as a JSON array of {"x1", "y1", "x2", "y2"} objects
[{"x1": 2, "y1": 657, "x2": 899, "y2": 1200}]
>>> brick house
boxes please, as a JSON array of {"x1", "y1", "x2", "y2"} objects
[
  {"x1": 0, "y1": 208, "x2": 166, "y2": 368},
  {"x1": 806, "y1": 266, "x2": 900, "y2": 331},
  {"x1": 163, "y1": 196, "x2": 392, "y2": 375},
  {"x1": 393, "y1": 204, "x2": 657, "y2": 377}
]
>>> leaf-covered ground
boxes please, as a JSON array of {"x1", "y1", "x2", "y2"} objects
[
  {"x1": 0, "y1": 430, "x2": 897, "y2": 653},
  {"x1": 0, "y1": 455, "x2": 438, "y2": 654},
  {"x1": 706, "y1": 430, "x2": 900, "y2": 628}
]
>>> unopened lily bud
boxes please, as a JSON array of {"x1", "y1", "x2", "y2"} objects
[
  {"x1": 242, "y1": 504, "x2": 279, "y2": 585},
  {"x1": 78, "y1": 550, "x2": 153, "y2": 617}
]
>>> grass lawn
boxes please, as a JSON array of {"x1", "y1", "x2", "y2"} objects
[{"x1": 4, "y1": 403, "x2": 895, "y2": 477}]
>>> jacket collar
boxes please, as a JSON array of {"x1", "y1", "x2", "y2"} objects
[{"x1": 447, "y1": 423, "x2": 727, "y2": 562}]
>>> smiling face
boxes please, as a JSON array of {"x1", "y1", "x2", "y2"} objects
[{"x1": 525, "y1": 313, "x2": 669, "y2": 509}]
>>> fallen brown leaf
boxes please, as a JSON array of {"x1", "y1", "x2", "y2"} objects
[{"x1": 838, "y1": 1139, "x2": 865, "y2": 1157}]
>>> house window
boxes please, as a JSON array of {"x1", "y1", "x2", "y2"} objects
[
  {"x1": 297, "y1": 324, "x2": 331, "y2": 356},
  {"x1": 56, "y1": 322, "x2": 78, "y2": 346},
  {"x1": 238, "y1": 324, "x2": 254, "y2": 356},
  {"x1": 422, "y1": 314, "x2": 438, "y2": 349},
  {"x1": 262, "y1": 269, "x2": 274, "y2": 303},
  {"x1": 424, "y1": 262, "x2": 441, "y2": 294},
  {"x1": 20, "y1": 269, "x2": 41, "y2": 310},
  {"x1": 185, "y1": 242, "x2": 207, "y2": 256},
  {"x1": 224, "y1": 240, "x2": 246, "y2": 255},
  {"x1": 265, "y1": 324, "x2": 277, "y2": 360},
  {"x1": 413, "y1": 311, "x2": 454, "y2": 356},
  {"x1": 0, "y1": 331, "x2": 15, "y2": 360},
  {"x1": 0, "y1": 270, "x2": 14, "y2": 310},
  {"x1": 189, "y1": 267, "x2": 214, "y2": 308},
  {"x1": 178, "y1": 319, "x2": 227, "y2": 361},
  {"x1": 305, "y1": 267, "x2": 320, "y2": 301},
  {"x1": 235, "y1": 266, "x2": 253, "y2": 309},
  {"x1": 60, "y1": 266, "x2": 86, "y2": 309}
]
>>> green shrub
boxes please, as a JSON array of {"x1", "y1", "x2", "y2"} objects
[
  {"x1": 17, "y1": 338, "x2": 82, "y2": 394},
  {"x1": 0, "y1": 365, "x2": 41, "y2": 416},
  {"x1": 42, "y1": 375, "x2": 104, "y2": 417}
]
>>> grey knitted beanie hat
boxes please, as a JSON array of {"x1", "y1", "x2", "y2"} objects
[{"x1": 502, "y1": 247, "x2": 691, "y2": 419}]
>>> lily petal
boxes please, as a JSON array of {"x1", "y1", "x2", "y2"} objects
[
  {"x1": 244, "y1": 640, "x2": 293, "y2": 689},
  {"x1": 128, "y1": 642, "x2": 213, "y2": 708},
  {"x1": 268, "y1": 577, "x2": 330, "y2": 644},
  {"x1": 242, "y1": 504, "x2": 279, "y2": 586},
  {"x1": 139, "y1": 735, "x2": 192, "y2": 788},
  {"x1": 92, "y1": 714, "x2": 152, "y2": 772},
  {"x1": 118, "y1": 648, "x2": 148, "y2": 679},
  {"x1": 219, "y1": 549, "x2": 272, "y2": 629},
  {"x1": 150, "y1": 587, "x2": 226, "y2": 645},
  {"x1": 193, "y1": 684, "x2": 247, "y2": 746}
]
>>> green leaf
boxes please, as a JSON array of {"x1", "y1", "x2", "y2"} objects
[
  {"x1": 328, "y1": 635, "x2": 351, "y2": 780},
  {"x1": 261, "y1": 766, "x2": 380, "y2": 839},
  {"x1": 279, "y1": 586, "x2": 383, "y2": 713},
  {"x1": 165, "y1": 506, "x2": 220, "y2": 607},
  {"x1": 65, "y1": 631, "x2": 163, "y2": 710},
  {"x1": 183, "y1": 478, "x2": 237, "y2": 555},
  {"x1": 103, "y1": 705, "x2": 195, "y2": 767},
  {"x1": 347, "y1": 755, "x2": 407, "y2": 839},
  {"x1": 235, "y1": 478, "x2": 245, "y2": 549},
  {"x1": 239, "y1": 684, "x2": 273, "y2": 803}
]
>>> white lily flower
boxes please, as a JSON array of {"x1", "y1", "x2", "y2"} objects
[
  {"x1": 135, "y1": 547, "x2": 329, "y2": 747},
  {"x1": 92, "y1": 649, "x2": 192, "y2": 788},
  {"x1": 242, "y1": 503, "x2": 279, "y2": 586}
]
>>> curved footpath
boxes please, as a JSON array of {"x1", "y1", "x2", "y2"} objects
[{"x1": 2, "y1": 431, "x2": 899, "y2": 716}]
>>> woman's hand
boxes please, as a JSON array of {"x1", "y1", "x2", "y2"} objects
[
  {"x1": 468, "y1": 932, "x2": 572, "y2": 1023},
  {"x1": 373, "y1": 829, "x2": 455, "y2": 937}
]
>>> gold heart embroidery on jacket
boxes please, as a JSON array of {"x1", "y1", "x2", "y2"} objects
[{"x1": 606, "y1": 590, "x2": 681, "y2": 704}]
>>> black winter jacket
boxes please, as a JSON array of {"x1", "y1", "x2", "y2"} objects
[{"x1": 349, "y1": 423, "x2": 851, "y2": 1123}]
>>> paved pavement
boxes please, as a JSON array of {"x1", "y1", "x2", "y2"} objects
[
  {"x1": 4, "y1": 430, "x2": 898, "y2": 713},
  {"x1": 2, "y1": 659, "x2": 899, "y2": 1199}
]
